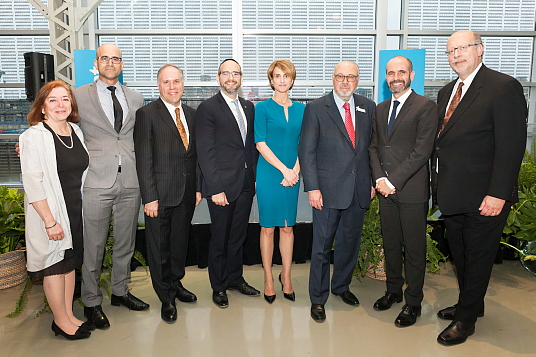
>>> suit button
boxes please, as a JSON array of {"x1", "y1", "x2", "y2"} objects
[
  {"x1": 351, "y1": 170, "x2": 355, "y2": 174},
  {"x1": 435, "y1": 147, "x2": 440, "y2": 150},
  {"x1": 118, "y1": 137, "x2": 121, "y2": 140},
  {"x1": 354, "y1": 153, "x2": 357, "y2": 156}
]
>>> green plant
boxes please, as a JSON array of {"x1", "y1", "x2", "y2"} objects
[
  {"x1": 0, "y1": 186, "x2": 25, "y2": 254},
  {"x1": 354, "y1": 196, "x2": 447, "y2": 281}
]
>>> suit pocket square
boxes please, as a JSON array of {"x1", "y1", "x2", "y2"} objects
[{"x1": 356, "y1": 106, "x2": 366, "y2": 113}]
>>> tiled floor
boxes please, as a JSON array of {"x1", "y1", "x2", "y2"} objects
[{"x1": 1, "y1": 260, "x2": 535, "y2": 357}]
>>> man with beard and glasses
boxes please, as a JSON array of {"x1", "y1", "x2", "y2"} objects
[
  {"x1": 369, "y1": 56, "x2": 438, "y2": 327},
  {"x1": 299, "y1": 61, "x2": 376, "y2": 322},
  {"x1": 196, "y1": 59, "x2": 260, "y2": 308}
]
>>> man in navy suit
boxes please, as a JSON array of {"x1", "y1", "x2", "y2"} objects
[
  {"x1": 433, "y1": 30, "x2": 527, "y2": 345},
  {"x1": 134, "y1": 64, "x2": 202, "y2": 322},
  {"x1": 299, "y1": 61, "x2": 376, "y2": 322},
  {"x1": 196, "y1": 59, "x2": 260, "y2": 308}
]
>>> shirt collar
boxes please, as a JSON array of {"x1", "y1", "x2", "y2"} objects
[
  {"x1": 220, "y1": 90, "x2": 239, "y2": 104},
  {"x1": 456, "y1": 62, "x2": 483, "y2": 88},
  {"x1": 161, "y1": 97, "x2": 182, "y2": 112},
  {"x1": 332, "y1": 91, "x2": 355, "y2": 108},
  {"x1": 391, "y1": 88, "x2": 413, "y2": 106},
  {"x1": 96, "y1": 79, "x2": 122, "y2": 93}
]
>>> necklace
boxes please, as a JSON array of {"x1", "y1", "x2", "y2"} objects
[{"x1": 52, "y1": 124, "x2": 74, "y2": 149}]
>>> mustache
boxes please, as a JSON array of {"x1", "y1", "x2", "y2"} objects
[{"x1": 389, "y1": 80, "x2": 405, "y2": 86}]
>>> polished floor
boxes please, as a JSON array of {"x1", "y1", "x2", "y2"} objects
[{"x1": 1, "y1": 261, "x2": 535, "y2": 357}]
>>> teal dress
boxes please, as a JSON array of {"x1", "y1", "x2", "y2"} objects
[{"x1": 255, "y1": 98, "x2": 305, "y2": 227}]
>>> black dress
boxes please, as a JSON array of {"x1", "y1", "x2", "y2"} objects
[{"x1": 29, "y1": 123, "x2": 89, "y2": 277}]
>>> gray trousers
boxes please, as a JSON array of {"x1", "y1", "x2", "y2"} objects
[{"x1": 81, "y1": 172, "x2": 141, "y2": 307}]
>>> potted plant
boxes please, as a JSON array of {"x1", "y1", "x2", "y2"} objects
[{"x1": 0, "y1": 185, "x2": 26, "y2": 290}]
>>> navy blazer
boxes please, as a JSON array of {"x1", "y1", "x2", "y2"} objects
[
  {"x1": 299, "y1": 91, "x2": 376, "y2": 210},
  {"x1": 432, "y1": 64, "x2": 527, "y2": 214},
  {"x1": 195, "y1": 92, "x2": 257, "y2": 203}
]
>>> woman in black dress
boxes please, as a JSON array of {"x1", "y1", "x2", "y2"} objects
[{"x1": 20, "y1": 80, "x2": 90, "y2": 340}]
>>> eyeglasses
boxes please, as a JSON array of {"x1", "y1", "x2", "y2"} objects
[
  {"x1": 218, "y1": 71, "x2": 242, "y2": 77},
  {"x1": 445, "y1": 43, "x2": 481, "y2": 56},
  {"x1": 334, "y1": 74, "x2": 359, "y2": 82},
  {"x1": 97, "y1": 56, "x2": 123, "y2": 64}
]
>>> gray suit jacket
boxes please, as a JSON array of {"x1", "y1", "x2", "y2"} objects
[
  {"x1": 369, "y1": 90, "x2": 438, "y2": 203},
  {"x1": 299, "y1": 91, "x2": 376, "y2": 210},
  {"x1": 74, "y1": 81, "x2": 144, "y2": 189}
]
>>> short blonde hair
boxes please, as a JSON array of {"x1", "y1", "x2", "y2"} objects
[{"x1": 267, "y1": 60, "x2": 296, "y2": 91}]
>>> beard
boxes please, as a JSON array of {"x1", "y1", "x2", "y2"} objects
[
  {"x1": 220, "y1": 80, "x2": 241, "y2": 96},
  {"x1": 388, "y1": 79, "x2": 411, "y2": 94}
]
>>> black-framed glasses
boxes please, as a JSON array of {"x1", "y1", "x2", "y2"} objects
[
  {"x1": 334, "y1": 74, "x2": 359, "y2": 82},
  {"x1": 445, "y1": 43, "x2": 481, "y2": 56},
  {"x1": 97, "y1": 56, "x2": 123, "y2": 64},
  {"x1": 218, "y1": 71, "x2": 242, "y2": 77}
]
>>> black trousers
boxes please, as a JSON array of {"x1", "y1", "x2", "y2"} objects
[
  {"x1": 309, "y1": 187, "x2": 366, "y2": 305},
  {"x1": 145, "y1": 201, "x2": 195, "y2": 304},
  {"x1": 443, "y1": 204, "x2": 510, "y2": 323},
  {"x1": 206, "y1": 181, "x2": 254, "y2": 292},
  {"x1": 379, "y1": 195, "x2": 428, "y2": 306}
]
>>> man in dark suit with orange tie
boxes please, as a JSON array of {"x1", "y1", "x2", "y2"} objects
[
  {"x1": 134, "y1": 64, "x2": 202, "y2": 322},
  {"x1": 369, "y1": 56, "x2": 438, "y2": 327},
  {"x1": 433, "y1": 30, "x2": 527, "y2": 345},
  {"x1": 299, "y1": 61, "x2": 376, "y2": 322},
  {"x1": 196, "y1": 59, "x2": 260, "y2": 308}
]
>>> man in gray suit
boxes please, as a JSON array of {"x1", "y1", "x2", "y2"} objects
[
  {"x1": 299, "y1": 61, "x2": 376, "y2": 322},
  {"x1": 369, "y1": 56, "x2": 438, "y2": 327},
  {"x1": 74, "y1": 43, "x2": 149, "y2": 329}
]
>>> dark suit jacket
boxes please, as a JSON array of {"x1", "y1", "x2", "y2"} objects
[
  {"x1": 432, "y1": 64, "x2": 527, "y2": 215},
  {"x1": 369, "y1": 90, "x2": 438, "y2": 203},
  {"x1": 134, "y1": 98, "x2": 200, "y2": 207},
  {"x1": 299, "y1": 91, "x2": 376, "y2": 210},
  {"x1": 195, "y1": 92, "x2": 257, "y2": 203}
]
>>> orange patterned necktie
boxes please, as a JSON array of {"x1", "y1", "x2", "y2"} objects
[
  {"x1": 439, "y1": 81, "x2": 463, "y2": 136},
  {"x1": 175, "y1": 108, "x2": 188, "y2": 149}
]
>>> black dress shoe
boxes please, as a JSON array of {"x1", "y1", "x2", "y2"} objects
[
  {"x1": 437, "y1": 304, "x2": 484, "y2": 320},
  {"x1": 52, "y1": 321, "x2": 91, "y2": 340},
  {"x1": 373, "y1": 291, "x2": 403, "y2": 311},
  {"x1": 161, "y1": 302, "x2": 177, "y2": 323},
  {"x1": 334, "y1": 290, "x2": 360, "y2": 306},
  {"x1": 395, "y1": 304, "x2": 421, "y2": 327},
  {"x1": 111, "y1": 292, "x2": 150, "y2": 311},
  {"x1": 78, "y1": 321, "x2": 96, "y2": 331},
  {"x1": 212, "y1": 291, "x2": 229, "y2": 308},
  {"x1": 176, "y1": 286, "x2": 197, "y2": 303},
  {"x1": 84, "y1": 305, "x2": 110, "y2": 329},
  {"x1": 437, "y1": 320, "x2": 475, "y2": 346},
  {"x1": 278, "y1": 273, "x2": 296, "y2": 301},
  {"x1": 228, "y1": 282, "x2": 260, "y2": 296},
  {"x1": 311, "y1": 304, "x2": 326, "y2": 322},
  {"x1": 264, "y1": 294, "x2": 276, "y2": 304}
]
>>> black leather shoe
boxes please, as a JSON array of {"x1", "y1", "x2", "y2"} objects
[
  {"x1": 78, "y1": 321, "x2": 96, "y2": 331},
  {"x1": 52, "y1": 321, "x2": 91, "y2": 340},
  {"x1": 111, "y1": 292, "x2": 150, "y2": 311},
  {"x1": 161, "y1": 302, "x2": 177, "y2": 323},
  {"x1": 395, "y1": 304, "x2": 421, "y2": 327},
  {"x1": 311, "y1": 304, "x2": 326, "y2": 322},
  {"x1": 212, "y1": 291, "x2": 229, "y2": 308},
  {"x1": 84, "y1": 305, "x2": 110, "y2": 329},
  {"x1": 334, "y1": 290, "x2": 360, "y2": 306},
  {"x1": 228, "y1": 283, "x2": 260, "y2": 296},
  {"x1": 437, "y1": 304, "x2": 484, "y2": 320},
  {"x1": 176, "y1": 286, "x2": 197, "y2": 303},
  {"x1": 264, "y1": 294, "x2": 276, "y2": 304},
  {"x1": 373, "y1": 291, "x2": 403, "y2": 311},
  {"x1": 437, "y1": 320, "x2": 475, "y2": 346}
]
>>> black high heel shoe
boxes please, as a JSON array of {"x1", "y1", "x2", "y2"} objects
[
  {"x1": 52, "y1": 321, "x2": 91, "y2": 340},
  {"x1": 279, "y1": 273, "x2": 296, "y2": 301},
  {"x1": 264, "y1": 294, "x2": 276, "y2": 304}
]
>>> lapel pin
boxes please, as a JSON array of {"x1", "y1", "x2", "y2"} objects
[{"x1": 356, "y1": 106, "x2": 366, "y2": 113}]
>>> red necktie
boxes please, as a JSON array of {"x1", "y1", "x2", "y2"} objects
[
  {"x1": 343, "y1": 102, "x2": 355, "y2": 148},
  {"x1": 439, "y1": 82, "x2": 463, "y2": 136}
]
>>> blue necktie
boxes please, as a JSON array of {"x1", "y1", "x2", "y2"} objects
[
  {"x1": 387, "y1": 100, "x2": 400, "y2": 135},
  {"x1": 232, "y1": 99, "x2": 247, "y2": 145}
]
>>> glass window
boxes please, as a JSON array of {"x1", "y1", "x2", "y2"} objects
[
  {"x1": 0, "y1": 36, "x2": 51, "y2": 84},
  {"x1": 0, "y1": 0, "x2": 49, "y2": 30}
]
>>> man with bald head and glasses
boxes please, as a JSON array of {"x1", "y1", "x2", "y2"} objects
[
  {"x1": 299, "y1": 61, "x2": 376, "y2": 322},
  {"x1": 74, "y1": 43, "x2": 149, "y2": 330},
  {"x1": 432, "y1": 30, "x2": 527, "y2": 345}
]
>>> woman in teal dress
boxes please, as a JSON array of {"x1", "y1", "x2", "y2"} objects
[{"x1": 255, "y1": 60, "x2": 305, "y2": 304}]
